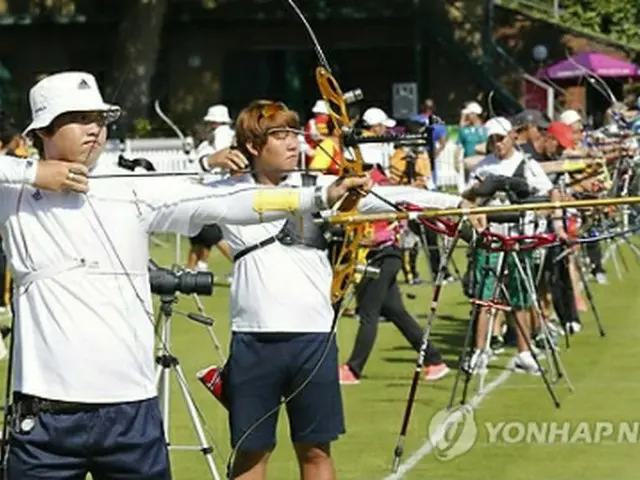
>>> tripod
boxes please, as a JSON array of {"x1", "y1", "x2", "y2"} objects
[{"x1": 154, "y1": 294, "x2": 223, "y2": 480}]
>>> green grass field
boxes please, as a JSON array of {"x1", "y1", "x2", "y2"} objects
[{"x1": 3, "y1": 234, "x2": 640, "y2": 479}]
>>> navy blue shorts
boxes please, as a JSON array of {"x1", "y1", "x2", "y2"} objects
[
  {"x1": 7, "y1": 395, "x2": 171, "y2": 479},
  {"x1": 223, "y1": 332, "x2": 345, "y2": 451}
]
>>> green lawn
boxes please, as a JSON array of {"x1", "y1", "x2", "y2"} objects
[{"x1": 3, "y1": 234, "x2": 640, "y2": 479}]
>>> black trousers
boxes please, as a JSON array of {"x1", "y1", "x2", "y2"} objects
[
  {"x1": 584, "y1": 241, "x2": 604, "y2": 274},
  {"x1": 346, "y1": 247, "x2": 443, "y2": 378},
  {"x1": 542, "y1": 246, "x2": 581, "y2": 327}
]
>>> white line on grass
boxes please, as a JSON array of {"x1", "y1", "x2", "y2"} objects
[{"x1": 381, "y1": 367, "x2": 513, "y2": 480}]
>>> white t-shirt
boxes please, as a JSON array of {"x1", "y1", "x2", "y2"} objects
[
  {"x1": 0, "y1": 156, "x2": 325, "y2": 403},
  {"x1": 469, "y1": 150, "x2": 553, "y2": 235},
  {"x1": 469, "y1": 150, "x2": 553, "y2": 195},
  {"x1": 214, "y1": 173, "x2": 462, "y2": 333}
]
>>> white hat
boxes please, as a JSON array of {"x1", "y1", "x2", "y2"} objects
[
  {"x1": 485, "y1": 117, "x2": 513, "y2": 137},
  {"x1": 559, "y1": 109, "x2": 582, "y2": 126},
  {"x1": 24, "y1": 71, "x2": 120, "y2": 134},
  {"x1": 362, "y1": 107, "x2": 396, "y2": 128},
  {"x1": 312, "y1": 99, "x2": 329, "y2": 114},
  {"x1": 203, "y1": 105, "x2": 232, "y2": 124},
  {"x1": 462, "y1": 101, "x2": 483, "y2": 116}
]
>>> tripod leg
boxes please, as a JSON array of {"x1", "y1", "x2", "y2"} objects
[
  {"x1": 622, "y1": 236, "x2": 640, "y2": 264},
  {"x1": 522, "y1": 254, "x2": 574, "y2": 392},
  {"x1": 448, "y1": 303, "x2": 479, "y2": 409},
  {"x1": 390, "y1": 226, "x2": 461, "y2": 473},
  {"x1": 173, "y1": 363, "x2": 222, "y2": 480},
  {"x1": 206, "y1": 326, "x2": 227, "y2": 364},
  {"x1": 509, "y1": 253, "x2": 562, "y2": 408},
  {"x1": 574, "y1": 253, "x2": 606, "y2": 337}
]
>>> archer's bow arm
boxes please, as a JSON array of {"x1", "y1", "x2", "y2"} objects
[
  {"x1": 132, "y1": 176, "x2": 329, "y2": 234},
  {"x1": 359, "y1": 184, "x2": 463, "y2": 212}
]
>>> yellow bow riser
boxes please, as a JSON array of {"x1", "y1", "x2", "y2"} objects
[{"x1": 315, "y1": 66, "x2": 369, "y2": 304}]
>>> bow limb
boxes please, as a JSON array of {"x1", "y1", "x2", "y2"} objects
[
  {"x1": 154, "y1": 99, "x2": 196, "y2": 161},
  {"x1": 564, "y1": 49, "x2": 617, "y2": 106}
]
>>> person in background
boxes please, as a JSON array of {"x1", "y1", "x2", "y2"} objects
[
  {"x1": 359, "y1": 107, "x2": 396, "y2": 174},
  {"x1": 339, "y1": 164, "x2": 451, "y2": 384},
  {"x1": 388, "y1": 120, "x2": 433, "y2": 284},
  {"x1": 510, "y1": 109, "x2": 550, "y2": 161},
  {"x1": 186, "y1": 104, "x2": 236, "y2": 271},
  {"x1": 559, "y1": 109, "x2": 584, "y2": 148},
  {"x1": 309, "y1": 118, "x2": 342, "y2": 175},
  {"x1": 304, "y1": 99, "x2": 330, "y2": 167},
  {"x1": 457, "y1": 101, "x2": 487, "y2": 159}
]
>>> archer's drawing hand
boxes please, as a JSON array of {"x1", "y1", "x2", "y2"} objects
[
  {"x1": 35, "y1": 161, "x2": 89, "y2": 193},
  {"x1": 206, "y1": 148, "x2": 250, "y2": 173}
]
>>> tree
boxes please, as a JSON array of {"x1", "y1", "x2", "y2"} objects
[
  {"x1": 105, "y1": 0, "x2": 169, "y2": 136},
  {"x1": 559, "y1": 0, "x2": 640, "y2": 47}
]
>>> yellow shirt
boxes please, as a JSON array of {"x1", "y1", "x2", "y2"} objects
[
  {"x1": 388, "y1": 147, "x2": 431, "y2": 187},
  {"x1": 310, "y1": 137, "x2": 342, "y2": 175}
]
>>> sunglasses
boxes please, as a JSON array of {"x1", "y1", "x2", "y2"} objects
[{"x1": 258, "y1": 102, "x2": 288, "y2": 122}]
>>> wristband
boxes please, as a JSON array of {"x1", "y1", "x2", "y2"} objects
[
  {"x1": 314, "y1": 185, "x2": 328, "y2": 210},
  {"x1": 198, "y1": 155, "x2": 211, "y2": 172}
]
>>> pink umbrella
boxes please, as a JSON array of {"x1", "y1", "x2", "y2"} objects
[{"x1": 537, "y1": 52, "x2": 640, "y2": 79}]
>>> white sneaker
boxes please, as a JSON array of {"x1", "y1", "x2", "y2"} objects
[
  {"x1": 512, "y1": 351, "x2": 542, "y2": 375},
  {"x1": 196, "y1": 261, "x2": 209, "y2": 272},
  {"x1": 595, "y1": 273, "x2": 608, "y2": 285}
]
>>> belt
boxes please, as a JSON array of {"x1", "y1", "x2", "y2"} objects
[{"x1": 14, "y1": 393, "x2": 113, "y2": 415}]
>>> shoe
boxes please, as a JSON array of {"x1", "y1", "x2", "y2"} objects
[
  {"x1": 461, "y1": 349, "x2": 483, "y2": 375},
  {"x1": 196, "y1": 261, "x2": 209, "y2": 272},
  {"x1": 339, "y1": 364, "x2": 359, "y2": 385},
  {"x1": 512, "y1": 351, "x2": 542, "y2": 375},
  {"x1": 595, "y1": 272, "x2": 608, "y2": 285},
  {"x1": 424, "y1": 363, "x2": 450, "y2": 381},
  {"x1": 569, "y1": 321, "x2": 582, "y2": 334}
]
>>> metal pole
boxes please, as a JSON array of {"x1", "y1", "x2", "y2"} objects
[{"x1": 553, "y1": 0, "x2": 559, "y2": 18}]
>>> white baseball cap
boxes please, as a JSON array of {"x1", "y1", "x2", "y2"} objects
[
  {"x1": 362, "y1": 107, "x2": 396, "y2": 128},
  {"x1": 24, "y1": 71, "x2": 120, "y2": 134},
  {"x1": 559, "y1": 109, "x2": 582, "y2": 126},
  {"x1": 485, "y1": 117, "x2": 513, "y2": 137},
  {"x1": 462, "y1": 101, "x2": 483, "y2": 116},
  {"x1": 204, "y1": 104, "x2": 232, "y2": 123},
  {"x1": 311, "y1": 99, "x2": 329, "y2": 114}
]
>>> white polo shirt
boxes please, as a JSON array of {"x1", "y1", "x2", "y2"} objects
[
  {"x1": 215, "y1": 173, "x2": 462, "y2": 334},
  {"x1": 469, "y1": 150, "x2": 553, "y2": 235},
  {"x1": 0, "y1": 156, "x2": 326, "y2": 403}
]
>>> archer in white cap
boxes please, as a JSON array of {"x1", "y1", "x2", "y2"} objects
[
  {"x1": 359, "y1": 107, "x2": 396, "y2": 173},
  {"x1": 2, "y1": 71, "x2": 370, "y2": 479},
  {"x1": 464, "y1": 116, "x2": 568, "y2": 376},
  {"x1": 188, "y1": 103, "x2": 240, "y2": 272}
]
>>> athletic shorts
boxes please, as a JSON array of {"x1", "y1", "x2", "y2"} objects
[
  {"x1": 474, "y1": 250, "x2": 534, "y2": 309},
  {"x1": 223, "y1": 332, "x2": 345, "y2": 451},
  {"x1": 189, "y1": 224, "x2": 223, "y2": 248}
]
